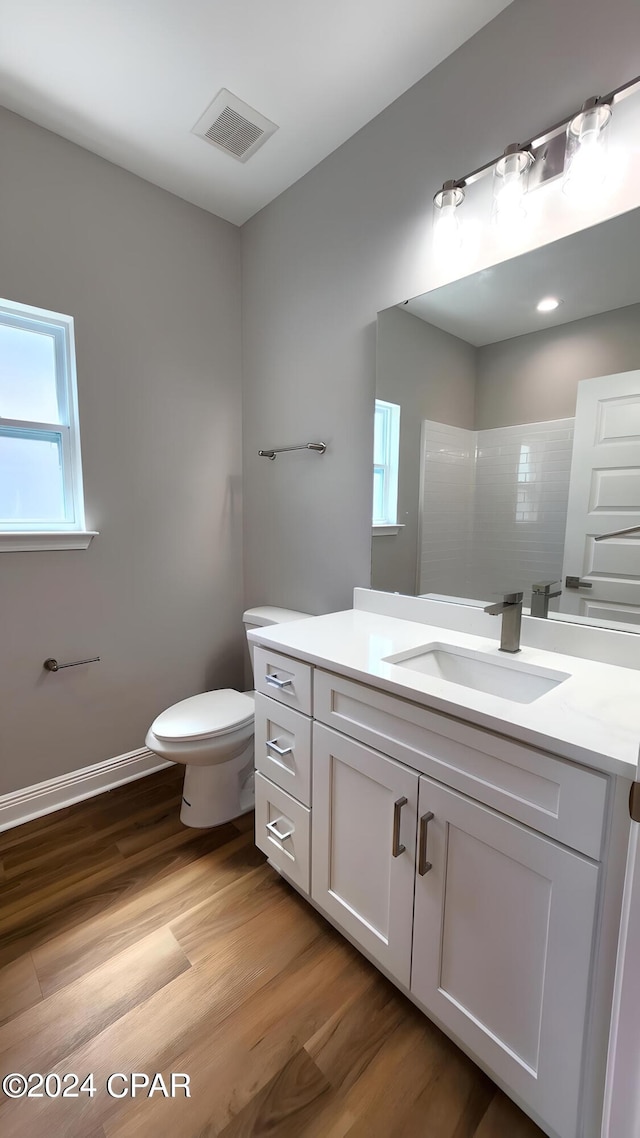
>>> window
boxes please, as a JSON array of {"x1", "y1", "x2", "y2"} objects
[
  {"x1": 0, "y1": 298, "x2": 94, "y2": 550},
  {"x1": 515, "y1": 442, "x2": 540, "y2": 524},
  {"x1": 373, "y1": 399, "x2": 401, "y2": 529}
]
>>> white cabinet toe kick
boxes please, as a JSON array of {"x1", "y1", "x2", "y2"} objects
[{"x1": 252, "y1": 648, "x2": 628, "y2": 1138}]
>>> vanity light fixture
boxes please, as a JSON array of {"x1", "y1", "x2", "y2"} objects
[
  {"x1": 433, "y1": 180, "x2": 465, "y2": 256},
  {"x1": 563, "y1": 96, "x2": 612, "y2": 203},
  {"x1": 536, "y1": 297, "x2": 561, "y2": 313},
  {"x1": 492, "y1": 144, "x2": 533, "y2": 232},
  {"x1": 431, "y1": 73, "x2": 639, "y2": 260}
]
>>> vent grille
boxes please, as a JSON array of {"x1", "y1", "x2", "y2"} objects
[
  {"x1": 192, "y1": 89, "x2": 278, "y2": 163},
  {"x1": 205, "y1": 106, "x2": 264, "y2": 157}
]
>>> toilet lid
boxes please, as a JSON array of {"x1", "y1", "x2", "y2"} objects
[{"x1": 151, "y1": 689, "x2": 255, "y2": 742}]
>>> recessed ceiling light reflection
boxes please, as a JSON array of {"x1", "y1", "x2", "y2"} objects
[{"x1": 536, "y1": 297, "x2": 562, "y2": 313}]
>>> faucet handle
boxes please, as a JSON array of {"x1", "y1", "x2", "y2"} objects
[
  {"x1": 483, "y1": 591, "x2": 523, "y2": 616},
  {"x1": 532, "y1": 580, "x2": 559, "y2": 594}
]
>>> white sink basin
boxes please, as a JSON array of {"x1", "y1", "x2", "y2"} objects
[{"x1": 383, "y1": 642, "x2": 570, "y2": 704}]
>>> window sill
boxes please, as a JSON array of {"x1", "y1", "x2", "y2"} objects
[
  {"x1": 372, "y1": 524, "x2": 405, "y2": 537},
  {"x1": 0, "y1": 531, "x2": 98, "y2": 552}
]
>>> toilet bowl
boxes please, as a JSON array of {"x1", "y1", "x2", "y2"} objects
[{"x1": 145, "y1": 607, "x2": 310, "y2": 827}]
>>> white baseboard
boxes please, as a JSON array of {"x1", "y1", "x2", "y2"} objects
[{"x1": 0, "y1": 748, "x2": 173, "y2": 834}]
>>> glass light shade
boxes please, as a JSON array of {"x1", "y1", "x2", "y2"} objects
[
  {"x1": 563, "y1": 100, "x2": 611, "y2": 203},
  {"x1": 492, "y1": 147, "x2": 532, "y2": 233},
  {"x1": 433, "y1": 182, "x2": 464, "y2": 258}
]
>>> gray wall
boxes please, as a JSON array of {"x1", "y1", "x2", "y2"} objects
[
  {"x1": 373, "y1": 307, "x2": 475, "y2": 594},
  {"x1": 475, "y1": 303, "x2": 640, "y2": 429},
  {"x1": 241, "y1": 0, "x2": 640, "y2": 615},
  {"x1": 0, "y1": 108, "x2": 243, "y2": 796}
]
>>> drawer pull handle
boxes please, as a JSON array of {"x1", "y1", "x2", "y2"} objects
[
  {"x1": 266, "y1": 674, "x2": 294, "y2": 690},
  {"x1": 418, "y1": 811, "x2": 435, "y2": 876},
  {"x1": 392, "y1": 796, "x2": 408, "y2": 857},
  {"x1": 266, "y1": 738, "x2": 293, "y2": 757},
  {"x1": 266, "y1": 817, "x2": 294, "y2": 842}
]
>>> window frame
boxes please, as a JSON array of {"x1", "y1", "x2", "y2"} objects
[
  {"x1": 372, "y1": 398, "x2": 402, "y2": 533},
  {"x1": 0, "y1": 297, "x2": 96, "y2": 551}
]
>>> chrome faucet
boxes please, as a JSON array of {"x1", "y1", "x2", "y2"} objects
[
  {"x1": 531, "y1": 580, "x2": 562, "y2": 619},
  {"x1": 484, "y1": 591, "x2": 523, "y2": 653}
]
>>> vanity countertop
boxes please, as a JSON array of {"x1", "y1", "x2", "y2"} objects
[{"x1": 249, "y1": 609, "x2": 640, "y2": 777}]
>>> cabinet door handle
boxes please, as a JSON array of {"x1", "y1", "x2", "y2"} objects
[
  {"x1": 265, "y1": 673, "x2": 294, "y2": 690},
  {"x1": 418, "y1": 811, "x2": 435, "y2": 875},
  {"x1": 392, "y1": 796, "x2": 408, "y2": 857},
  {"x1": 266, "y1": 738, "x2": 293, "y2": 757},
  {"x1": 266, "y1": 816, "x2": 294, "y2": 842}
]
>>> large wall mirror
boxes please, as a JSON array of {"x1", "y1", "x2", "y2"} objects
[{"x1": 373, "y1": 207, "x2": 640, "y2": 632}]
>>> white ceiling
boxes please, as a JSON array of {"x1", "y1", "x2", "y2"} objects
[
  {"x1": 405, "y1": 207, "x2": 640, "y2": 345},
  {"x1": 0, "y1": 0, "x2": 512, "y2": 226}
]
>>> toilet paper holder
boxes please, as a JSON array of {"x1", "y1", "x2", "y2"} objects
[{"x1": 43, "y1": 656, "x2": 100, "y2": 672}]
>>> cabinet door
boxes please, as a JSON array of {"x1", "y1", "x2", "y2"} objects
[
  {"x1": 312, "y1": 723, "x2": 418, "y2": 987},
  {"x1": 412, "y1": 776, "x2": 599, "y2": 1138}
]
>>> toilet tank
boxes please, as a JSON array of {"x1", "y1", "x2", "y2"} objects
[{"x1": 242, "y1": 606, "x2": 311, "y2": 681}]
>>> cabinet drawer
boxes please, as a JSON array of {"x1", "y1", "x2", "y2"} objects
[
  {"x1": 253, "y1": 646, "x2": 312, "y2": 715},
  {"x1": 255, "y1": 772, "x2": 310, "y2": 894},
  {"x1": 254, "y1": 692, "x2": 312, "y2": 806},
  {"x1": 314, "y1": 669, "x2": 608, "y2": 860}
]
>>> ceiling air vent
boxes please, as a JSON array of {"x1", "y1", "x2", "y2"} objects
[{"x1": 192, "y1": 89, "x2": 278, "y2": 163}]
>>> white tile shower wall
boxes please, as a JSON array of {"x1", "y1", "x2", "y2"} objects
[
  {"x1": 473, "y1": 419, "x2": 575, "y2": 604},
  {"x1": 418, "y1": 419, "x2": 575, "y2": 604},
  {"x1": 418, "y1": 422, "x2": 475, "y2": 596}
]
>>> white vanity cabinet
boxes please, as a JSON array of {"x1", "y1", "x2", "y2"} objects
[{"x1": 252, "y1": 645, "x2": 614, "y2": 1138}]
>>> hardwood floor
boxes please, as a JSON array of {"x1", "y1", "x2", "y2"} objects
[{"x1": 0, "y1": 768, "x2": 545, "y2": 1137}]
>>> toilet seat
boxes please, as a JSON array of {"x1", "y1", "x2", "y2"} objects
[{"x1": 150, "y1": 689, "x2": 254, "y2": 743}]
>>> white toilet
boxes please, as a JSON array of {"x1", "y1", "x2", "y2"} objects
[{"x1": 145, "y1": 607, "x2": 310, "y2": 827}]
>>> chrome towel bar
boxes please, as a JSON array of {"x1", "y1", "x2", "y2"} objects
[
  {"x1": 258, "y1": 442, "x2": 326, "y2": 460},
  {"x1": 43, "y1": 656, "x2": 100, "y2": 672}
]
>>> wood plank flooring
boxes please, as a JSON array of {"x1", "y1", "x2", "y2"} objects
[{"x1": 0, "y1": 767, "x2": 545, "y2": 1137}]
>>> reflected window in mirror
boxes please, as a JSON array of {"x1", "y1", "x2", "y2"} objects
[{"x1": 373, "y1": 399, "x2": 400, "y2": 527}]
